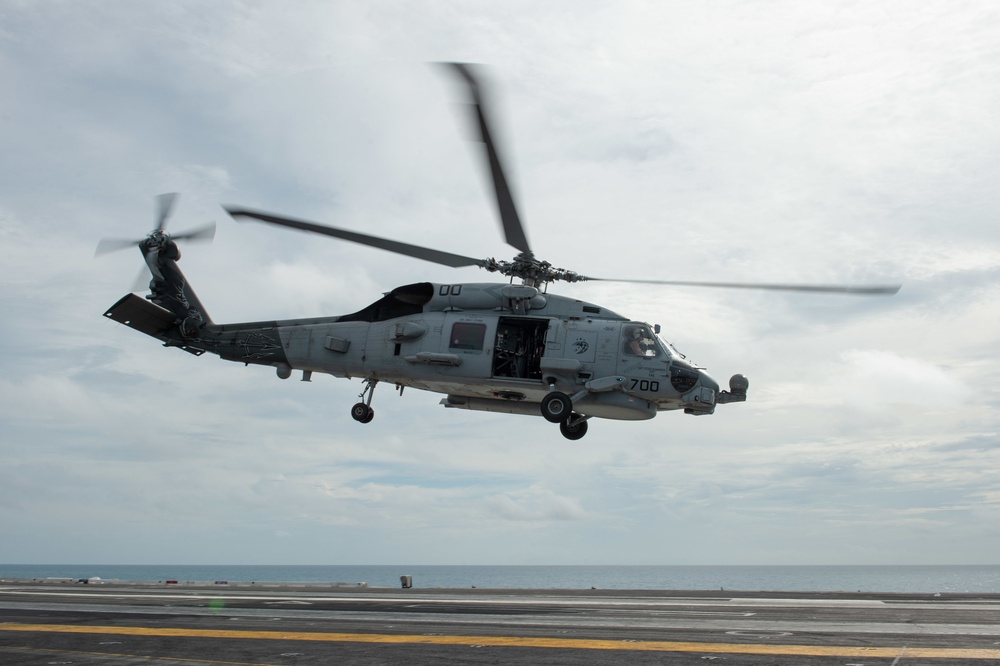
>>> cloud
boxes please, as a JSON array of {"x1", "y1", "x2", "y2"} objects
[
  {"x1": 831, "y1": 349, "x2": 974, "y2": 410},
  {"x1": 2, "y1": 0, "x2": 1000, "y2": 566},
  {"x1": 483, "y1": 485, "x2": 589, "y2": 523}
]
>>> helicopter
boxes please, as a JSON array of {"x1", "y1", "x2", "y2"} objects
[{"x1": 100, "y1": 64, "x2": 900, "y2": 440}]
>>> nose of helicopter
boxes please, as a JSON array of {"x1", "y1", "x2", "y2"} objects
[
  {"x1": 682, "y1": 366, "x2": 721, "y2": 415},
  {"x1": 699, "y1": 368, "x2": 721, "y2": 394}
]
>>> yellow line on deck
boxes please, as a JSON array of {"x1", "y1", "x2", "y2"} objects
[{"x1": 3, "y1": 623, "x2": 999, "y2": 660}]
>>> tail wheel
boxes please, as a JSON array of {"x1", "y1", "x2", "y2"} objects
[
  {"x1": 540, "y1": 392, "x2": 573, "y2": 423},
  {"x1": 559, "y1": 417, "x2": 588, "y2": 440}
]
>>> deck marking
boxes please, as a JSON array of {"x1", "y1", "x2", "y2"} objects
[
  {"x1": 3, "y1": 623, "x2": 1000, "y2": 659},
  {"x1": 0, "y1": 644, "x2": 281, "y2": 665}
]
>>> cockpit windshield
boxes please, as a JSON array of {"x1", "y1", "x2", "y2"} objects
[{"x1": 656, "y1": 333, "x2": 681, "y2": 359}]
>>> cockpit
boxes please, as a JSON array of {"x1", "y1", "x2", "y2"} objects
[{"x1": 623, "y1": 324, "x2": 668, "y2": 358}]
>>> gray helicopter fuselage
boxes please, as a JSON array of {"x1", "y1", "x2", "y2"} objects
[{"x1": 175, "y1": 281, "x2": 729, "y2": 421}]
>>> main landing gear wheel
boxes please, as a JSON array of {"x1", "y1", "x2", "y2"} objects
[
  {"x1": 351, "y1": 402, "x2": 374, "y2": 423},
  {"x1": 540, "y1": 392, "x2": 573, "y2": 423},
  {"x1": 559, "y1": 417, "x2": 588, "y2": 440}
]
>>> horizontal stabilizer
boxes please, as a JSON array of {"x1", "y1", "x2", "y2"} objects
[
  {"x1": 103, "y1": 293, "x2": 206, "y2": 355},
  {"x1": 104, "y1": 293, "x2": 175, "y2": 335}
]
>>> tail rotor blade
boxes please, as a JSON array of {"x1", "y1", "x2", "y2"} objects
[
  {"x1": 155, "y1": 192, "x2": 179, "y2": 232},
  {"x1": 95, "y1": 237, "x2": 143, "y2": 256},
  {"x1": 172, "y1": 221, "x2": 216, "y2": 244},
  {"x1": 130, "y1": 265, "x2": 151, "y2": 293}
]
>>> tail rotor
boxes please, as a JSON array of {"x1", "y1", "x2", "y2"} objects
[
  {"x1": 96, "y1": 193, "x2": 215, "y2": 291},
  {"x1": 96, "y1": 193, "x2": 215, "y2": 257}
]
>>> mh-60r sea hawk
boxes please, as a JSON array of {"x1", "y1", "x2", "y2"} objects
[{"x1": 99, "y1": 64, "x2": 899, "y2": 440}]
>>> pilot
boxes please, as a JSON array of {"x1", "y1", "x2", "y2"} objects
[{"x1": 628, "y1": 327, "x2": 650, "y2": 356}]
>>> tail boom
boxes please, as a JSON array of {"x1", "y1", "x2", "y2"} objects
[{"x1": 104, "y1": 293, "x2": 296, "y2": 370}]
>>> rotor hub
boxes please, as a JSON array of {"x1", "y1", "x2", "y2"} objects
[{"x1": 483, "y1": 252, "x2": 585, "y2": 287}]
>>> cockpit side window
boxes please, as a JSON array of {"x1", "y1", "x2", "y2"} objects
[{"x1": 623, "y1": 325, "x2": 659, "y2": 357}]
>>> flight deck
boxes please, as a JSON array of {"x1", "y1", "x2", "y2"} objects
[{"x1": 2, "y1": 580, "x2": 999, "y2": 664}]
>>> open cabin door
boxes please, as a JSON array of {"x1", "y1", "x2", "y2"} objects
[{"x1": 491, "y1": 317, "x2": 548, "y2": 381}]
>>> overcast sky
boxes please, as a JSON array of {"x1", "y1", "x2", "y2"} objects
[{"x1": 2, "y1": 1, "x2": 999, "y2": 567}]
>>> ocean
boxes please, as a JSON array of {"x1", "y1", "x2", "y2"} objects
[{"x1": 2, "y1": 564, "x2": 999, "y2": 593}]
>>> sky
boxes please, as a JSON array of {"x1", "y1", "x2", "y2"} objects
[{"x1": 1, "y1": 1, "x2": 999, "y2": 567}]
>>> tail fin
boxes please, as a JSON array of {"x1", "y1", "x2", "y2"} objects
[
  {"x1": 141, "y1": 241, "x2": 213, "y2": 332},
  {"x1": 178, "y1": 268, "x2": 213, "y2": 326},
  {"x1": 104, "y1": 249, "x2": 212, "y2": 353}
]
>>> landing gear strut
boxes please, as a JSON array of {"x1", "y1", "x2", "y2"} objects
[{"x1": 351, "y1": 377, "x2": 378, "y2": 424}]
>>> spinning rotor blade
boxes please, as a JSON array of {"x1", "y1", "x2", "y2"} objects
[
  {"x1": 585, "y1": 277, "x2": 901, "y2": 295},
  {"x1": 223, "y1": 72, "x2": 901, "y2": 296},
  {"x1": 155, "y1": 192, "x2": 179, "y2": 231},
  {"x1": 95, "y1": 237, "x2": 145, "y2": 256},
  {"x1": 225, "y1": 207, "x2": 488, "y2": 269},
  {"x1": 171, "y1": 222, "x2": 216, "y2": 243},
  {"x1": 445, "y1": 63, "x2": 532, "y2": 256},
  {"x1": 94, "y1": 222, "x2": 215, "y2": 256},
  {"x1": 130, "y1": 265, "x2": 152, "y2": 293},
  {"x1": 96, "y1": 194, "x2": 213, "y2": 256}
]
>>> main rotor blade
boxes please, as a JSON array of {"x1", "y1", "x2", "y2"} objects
[
  {"x1": 445, "y1": 63, "x2": 532, "y2": 256},
  {"x1": 585, "y1": 277, "x2": 901, "y2": 295},
  {"x1": 225, "y1": 206, "x2": 488, "y2": 269},
  {"x1": 155, "y1": 192, "x2": 179, "y2": 232}
]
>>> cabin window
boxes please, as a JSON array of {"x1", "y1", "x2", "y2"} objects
[{"x1": 449, "y1": 322, "x2": 486, "y2": 351}]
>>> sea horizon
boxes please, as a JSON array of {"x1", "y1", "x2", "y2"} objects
[{"x1": 3, "y1": 564, "x2": 999, "y2": 593}]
